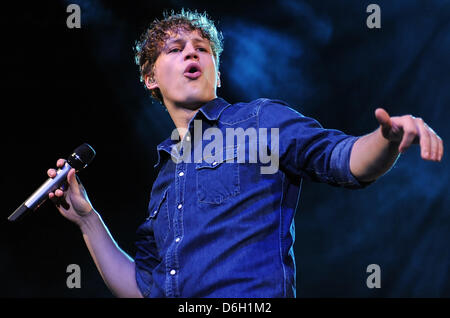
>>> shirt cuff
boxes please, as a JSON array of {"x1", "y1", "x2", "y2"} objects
[{"x1": 329, "y1": 136, "x2": 375, "y2": 189}]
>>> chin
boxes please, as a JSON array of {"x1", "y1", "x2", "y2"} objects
[{"x1": 183, "y1": 92, "x2": 215, "y2": 107}]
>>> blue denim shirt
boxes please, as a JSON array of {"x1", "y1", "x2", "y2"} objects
[{"x1": 135, "y1": 97, "x2": 367, "y2": 298}]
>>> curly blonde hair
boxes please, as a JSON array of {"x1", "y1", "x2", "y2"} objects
[{"x1": 134, "y1": 9, "x2": 224, "y2": 103}]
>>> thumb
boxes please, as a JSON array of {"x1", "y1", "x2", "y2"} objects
[
  {"x1": 375, "y1": 108, "x2": 392, "y2": 129},
  {"x1": 67, "y1": 168, "x2": 81, "y2": 193}
]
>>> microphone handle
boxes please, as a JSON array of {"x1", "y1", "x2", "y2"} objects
[{"x1": 8, "y1": 163, "x2": 72, "y2": 221}]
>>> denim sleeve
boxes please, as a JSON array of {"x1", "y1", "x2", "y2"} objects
[
  {"x1": 258, "y1": 99, "x2": 369, "y2": 189},
  {"x1": 134, "y1": 222, "x2": 159, "y2": 297},
  {"x1": 329, "y1": 135, "x2": 374, "y2": 189}
]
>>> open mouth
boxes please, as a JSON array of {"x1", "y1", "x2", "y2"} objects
[{"x1": 184, "y1": 63, "x2": 202, "y2": 79}]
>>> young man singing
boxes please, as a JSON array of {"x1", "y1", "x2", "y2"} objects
[{"x1": 47, "y1": 10, "x2": 443, "y2": 298}]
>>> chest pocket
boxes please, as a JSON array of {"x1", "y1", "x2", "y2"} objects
[
  {"x1": 147, "y1": 187, "x2": 170, "y2": 250},
  {"x1": 196, "y1": 145, "x2": 240, "y2": 204}
]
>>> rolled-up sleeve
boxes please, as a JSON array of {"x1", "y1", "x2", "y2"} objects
[
  {"x1": 258, "y1": 99, "x2": 371, "y2": 189},
  {"x1": 329, "y1": 135, "x2": 373, "y2": 189}
]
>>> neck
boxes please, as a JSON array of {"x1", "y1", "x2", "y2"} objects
[{"x1": 164, "y1": 100, "x2": 206, "y2": 140}]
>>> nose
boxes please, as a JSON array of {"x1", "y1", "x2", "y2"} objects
[{"x1": 184, "y1": 44, "x2": 199, "y2": 61}]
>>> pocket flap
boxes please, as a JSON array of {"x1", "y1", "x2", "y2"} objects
[
  {"x1": 196, "y1": 145, "x2": 239, "y2": 169},
  {"x1": 147, "y1": 187, "x2": 169, "y2": 219}
]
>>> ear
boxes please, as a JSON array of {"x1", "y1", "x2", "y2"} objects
[
  {"x1": 145, "y1": 74, "x2": 158, "y2": 90},
  {"x1": 217, "y1": 71, "x2": 221, "y2": 88}
]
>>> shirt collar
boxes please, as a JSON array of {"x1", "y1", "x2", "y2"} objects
[
  {"x1": 197, "y1": 97, "x2": 231, "y2": 121},
  {"x1": 154, "y1": 97, "x2": 232, "y2": 168}
]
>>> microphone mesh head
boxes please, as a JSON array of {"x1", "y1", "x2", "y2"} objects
[
  {"x1": 67, "y1": 143, "x2": 96, "y2": 170},
  {"x1": 74, "y1": 143, "x2": 96, "y2": 165}
]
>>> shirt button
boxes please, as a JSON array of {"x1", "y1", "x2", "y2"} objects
[
  {"x1": 178, "y1": 171, "x2": 184, "y2": 177},
  {"x1": 170, "y1": 269, "x2": 176, "y2": 276},
  {"x1": 212, "y1": 161, "x2": 218, "y2": 166},
  {"x1": 185, "y1": 136, "x2": 191, "y2": 142},
  {"x1": 175, "y1": 237, "x2": 181, "y2": 243},
  {"x1": 177, "y1": 204, "x2": 183, "y2": 210}
]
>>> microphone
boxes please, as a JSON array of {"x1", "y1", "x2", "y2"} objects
[{"x1": 7, "y1": 143, "x2": 96, "y2": 222}]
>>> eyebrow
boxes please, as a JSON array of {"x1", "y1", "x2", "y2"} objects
[{"x1": 164, "y1": 37, "x2": 209, "y2": 48}]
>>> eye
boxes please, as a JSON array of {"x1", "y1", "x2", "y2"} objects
[
  {"x1": 197, "y1": 47, "x2": 208, "y2": 52},
  {"x1": 168, "y1": 48, "x2": 181, "y2": 53}
]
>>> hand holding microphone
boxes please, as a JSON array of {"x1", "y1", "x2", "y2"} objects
[
  {"x1": 47, "y1": 158, "x2": 94, "y2": 226},
  {"x1": 8, "y1": 143, "x2": 96, "y2": 224}
]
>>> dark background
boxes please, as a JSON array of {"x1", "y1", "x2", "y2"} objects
[{"x1": 1, "y1": 0, "x2": 448, "y2": 297}]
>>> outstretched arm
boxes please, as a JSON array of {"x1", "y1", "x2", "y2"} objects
[
  {"x1": 48, "y1": 159, "x2": 143, "y2": 298},
  {"x1": 350, "y1": 108, "x2": 444, "y2": 182}
]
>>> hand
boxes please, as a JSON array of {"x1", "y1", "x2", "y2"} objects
[
  {"x1": 375, "y1": 108, "x2": 444, "y2": 161},
  {"x1": 48, "y1": 158, "x2": 94, "y2": 226}
]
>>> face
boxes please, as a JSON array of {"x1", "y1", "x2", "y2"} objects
[{"x1": 146, "y1": 29, "x2": 221, "y2": 109}]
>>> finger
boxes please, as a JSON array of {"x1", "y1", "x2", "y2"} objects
[
  {"x1": 427, "y1": 126, "x2": 443, "y2": 162},
  {"x1": 438, "y1": 136, "x2": 444, "y2": 161},
  {"x1": 56, "y1": 159, "x2": 66, "y2": 168},
  {"x1": 47, "y1": 168, "x2": 57, "y2": 178},
  {"x1": 49, "y1": 192, "x2": 59, "y2": 203},
  {"x1": 51, "y1": 191, "x2": 70, "y2": 210},
  {"x1": 375, "y1": 108, "x2": 392, "y2": 128},
  {"x1": 49, "y1": 192, "x2": 60, "y2": 208},
  {"x1": 397, "y1": 116, "x2": 418, "y2": 153},
  {"x1": 425, "y1": 124, "x2": 444, "y2": 161},
  {"x1": 426, "y1": 127, "x2": 444, "y2": 162},
  {"x1": 429, "y1": 127, "x2": 439, "y2": 161},
  {"x1": 415, "y1": 118, "x2": 431, "y2": 160}
]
